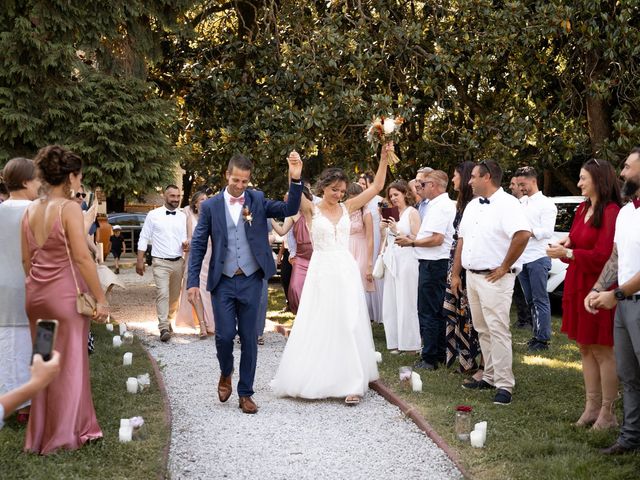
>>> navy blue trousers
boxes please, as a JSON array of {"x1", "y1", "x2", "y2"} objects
[
  {"x1": 211, "y1": 271, "x2": 263, "y2": 397},
  {"x1": 418, "y1": 259, "x2": 449, "y2": 365}
]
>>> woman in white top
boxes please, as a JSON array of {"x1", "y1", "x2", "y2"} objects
[
  {"x1": 0, "y1": 158, "x2": 41, "y2": 423},
  {"x1": 380, "y1": 180, "x2": 421, "y2": 353},
  {"x1": 358, "y1": 172, "x2": 384, "y2": 323},
  {"x1": 271, "y1": 144, "x2": 391, "y2": 405}
]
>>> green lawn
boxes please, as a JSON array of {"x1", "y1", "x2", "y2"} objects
[
  {"x1": 267, "y1": 284, "x2": 640, "y2": 480},
  {"x1": 0, "y1": 324, "x2": 168, "y2": 479}
]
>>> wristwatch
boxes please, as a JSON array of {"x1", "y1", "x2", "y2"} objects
[
  {"x1": 614, "y1": 288, "x2": 626, "y2": 301},
  {"x1": 565, "y1": 249, "x2": 574, "y2": 260}
]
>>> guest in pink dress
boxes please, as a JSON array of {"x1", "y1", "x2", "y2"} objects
[
  {"x1": 176, "y1": 191, "x2": 215, "y2": 337},
  {"x1": 346, "y1": 183, "x2": 375, "y2": 294},
  {"x1": 21, "y1": 145, "x2": 107, "y2": 455},
  {"x1": 271, "y1": 188, "x2": 314, "y2": 314}
]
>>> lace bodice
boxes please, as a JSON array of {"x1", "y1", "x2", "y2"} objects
[{"x1": 311, "y1": 204, "x2": 351, "y2": 252}]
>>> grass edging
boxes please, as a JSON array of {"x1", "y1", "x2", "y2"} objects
[
  {"x1": 369, "y1": 380, "x2": 470, "y2": 479},
  {"x1": 143, "y1": 348, "x2": 172, "y2": 480}
]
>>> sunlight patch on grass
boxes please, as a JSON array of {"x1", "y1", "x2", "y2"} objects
[{"x1": 523, "y1": 355, "x2": 582, "y2": 371}]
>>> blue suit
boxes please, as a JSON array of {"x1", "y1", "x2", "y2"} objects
[{"x1": 188, "y1": 183, "x2": 303, "y2": 396}]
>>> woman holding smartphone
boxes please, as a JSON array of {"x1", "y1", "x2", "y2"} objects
[
  {"x1": 380, "y1": 180, "x2": 421, "y2": 353},
  {"x1": 21, "y1": 145, "x2": 107, "y2": 454}
]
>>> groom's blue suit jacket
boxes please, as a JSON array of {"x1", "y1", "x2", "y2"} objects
[{"x1": 187, "y1": 182, "x2": 303, "y2": 292}]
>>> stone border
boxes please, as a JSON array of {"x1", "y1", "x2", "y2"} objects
[
  {"x1": 273, "y1": 325, "x2": 469, "y2": 479},
  {"x1": 144, "y1": 349, "x2": 172, "y2": 480},
  {"x1": 369, "y1": 380, "x2": 470, "y2": 479}
]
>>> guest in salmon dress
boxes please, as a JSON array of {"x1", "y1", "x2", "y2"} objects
[
  {"x1": 22, "y1": 145, "x2": 108, "y2": 454},
  {"x1": 547, "y1": 158, "x2": 622, "y2": 430},
  {"x1": 271, "y1": 188, "x2": 314, "y2": 314},
  {"x1": 346, "y1": 183, "x2": 375, "y2": 296},
  {"x1": 176, "y1": 191, "x2": 215, "y2": 337}
]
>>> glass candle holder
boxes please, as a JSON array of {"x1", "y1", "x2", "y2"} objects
[{"x1": 455, "y1": 405, "x2": 473, "y2": 441}]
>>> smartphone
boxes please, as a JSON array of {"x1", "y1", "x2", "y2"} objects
[
  {"x1": 381, "y1": 206, "x2": 400, "y2": 222},
  {"x1": 33, "y1": 319, "x2": 58, "y2": 362},
  {"x1": 87, "y1": 191, "x2": 95, "y2": 208}
]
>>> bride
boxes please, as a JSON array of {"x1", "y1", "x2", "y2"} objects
[{"x1": 271, "y1": 143, "x2": 391, "y2": 405}]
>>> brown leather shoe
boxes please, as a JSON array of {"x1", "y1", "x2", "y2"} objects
[
  {"x1": 218, "y1": 374, "x2": 232, "y2": 403},
  {"x1": 239, "y1": 396, "x2": 258, "y2": 414},
  {"x1": 600, "y1": 442, "x2": 638, "y2": 455}
]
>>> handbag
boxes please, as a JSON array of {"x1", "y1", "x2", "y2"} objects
[
  {"x1": 60, "y1": 203, "x2": 98, "y2": 317},
  {"x1": 372, "y1": 254, "x2": 385, "y2": 279}
]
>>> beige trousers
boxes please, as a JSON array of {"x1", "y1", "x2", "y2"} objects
[
  {"x1": 152, "y1": 258, "x2": 185, "y2": 332},
  {"x1": 466, "y1": 271, "x2": 516, "y2": 392}
]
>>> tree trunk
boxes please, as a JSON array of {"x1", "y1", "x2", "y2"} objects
[{"x1": 585, "y1": 51, "x2": 611, "y2": 157}]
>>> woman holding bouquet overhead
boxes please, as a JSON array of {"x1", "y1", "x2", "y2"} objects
[{"x1": 271, "y1": 143, "x2": 391, "y2": 405}]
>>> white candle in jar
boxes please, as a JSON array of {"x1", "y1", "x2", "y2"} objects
[
  {"x1": 470, "y1": 429, "x2": 485, "y2": 448},
  {"x1": 411, "y1": 372, "x2": 423, "y2": 392},
  {"x1": 119, "y1": 323, "x2": 127, "y2": 335},
  {"x1": 374, "y1": 351, "x2": 382, "y2": 363},
  {"x1": 126, "y1": 377, "x2": 138, "y2": 394},
  {"x1": 119, "y1": 426, "x2": 133, "y2": 442},
  {"x1": 474, "y1": 421, "x2": 487, "y2": 443},
  {"x1": 113, "y1": 335, "x2": 122, "y2": 347},
  {"x1": 120, "y1": 418, "x2": 131, "y2": 429},
  {"x1": 106, "y1": 323, "x2": 114, "y2": 332},
  {"x1": 123, "y1": 331, "x2": 134, "y2": 345},
  {"x1": 123, "y1": 352, "x2": 133, "y2": 366}
]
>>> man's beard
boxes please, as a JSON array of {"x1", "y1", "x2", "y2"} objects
[{"x1": 621, "y1": 178, "x2": 640, "y2": 198}]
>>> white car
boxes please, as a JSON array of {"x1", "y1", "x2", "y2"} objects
[{"x1": 546, "y1": 196, "x2": 584, "y2": 301}]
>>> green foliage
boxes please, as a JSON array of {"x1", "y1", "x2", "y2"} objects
[
  {"x1": 156, "y1": 0, "x2": 640, "y2": 198},
  {"x1": 0, "y1": 0, "x2": 192, "y2": 196}
]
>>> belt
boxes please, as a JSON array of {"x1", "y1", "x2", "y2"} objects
[
  {"x1": 233, "y1": 268, "x2": 245, "y2": 276},
  {"x1": 153, "y1": 256, "x2": 182, "y2": 262},
  {"x1": 468, "y1": 268, "x2": 516, "y2": 275},
  {"x1": 621, "y1": 295, "x2": 640, "y2": 302}
]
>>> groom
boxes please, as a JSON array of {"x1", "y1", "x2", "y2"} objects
[{"x1": 187, "y1": 152, "x2": 303, "y2": 414}]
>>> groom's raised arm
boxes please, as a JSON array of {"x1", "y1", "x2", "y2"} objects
[
  {"x1": 264, "y1": 150, "x2": 304, "y2": 218},
  {"x1": 187, "y1": 200, "x2": 212, "y2": 290}
]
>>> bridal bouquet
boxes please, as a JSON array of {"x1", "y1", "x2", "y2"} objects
[{"x1": 365, "y1": 115, "x2": 404, "y2": 164}]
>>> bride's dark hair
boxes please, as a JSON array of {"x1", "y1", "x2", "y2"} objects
[{"x1": 314, "y1": 167, "x2": 349, "y2": 196}]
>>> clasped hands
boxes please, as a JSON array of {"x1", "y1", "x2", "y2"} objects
[
  {"x1": 287, "y1": 150, "x2": 303, "y2": 180},
  {"x1": 584, "y1": 290, "x2": 617, "y2": 314}
]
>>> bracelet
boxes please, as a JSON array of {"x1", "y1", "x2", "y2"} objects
[{"x1": 290, "y1": 177, "x2": 301, "y2": 183}]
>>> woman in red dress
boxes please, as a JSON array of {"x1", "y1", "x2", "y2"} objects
[{"x1": 547, "y1": 159, "x2": 622, "y2": 430}]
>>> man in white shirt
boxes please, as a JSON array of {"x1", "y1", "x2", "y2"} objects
[
  {"x1": 451, "y1": 160, "x2": 531, "y2": 405},
  {"x1": 515, "y1": 166, "x2": 557, "y2": 352},
  {"x1": 397, "y1": 170, "x2": 455, "y2": 370},
  {"x1": 587, "y1": 147, "x2": 640, "y2": 454},
  {"x1": 414, "y1": 166, "x2": 433, "y2": 220},
  {"x1": 136, "y1": 185, "x2": 188, "y2": 342}
]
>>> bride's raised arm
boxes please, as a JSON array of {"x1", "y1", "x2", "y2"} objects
[{"x1": 345, "y1": 142, "x2": 391, "y2": 214}]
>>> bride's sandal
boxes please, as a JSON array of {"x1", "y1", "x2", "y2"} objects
[{"x1": 345, "y1": 395, "x2": 361, "y2": 406}]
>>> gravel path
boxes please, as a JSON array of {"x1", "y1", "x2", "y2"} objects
[{"x1": 110, "y1": 266, "x2": 462, "y2": 480}]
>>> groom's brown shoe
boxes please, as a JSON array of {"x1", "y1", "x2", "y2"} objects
[
  {"x1": 239, "y1": 396, "x2": 258, "y2": 414},
  {"x1": 218, "y1": 374, "x2": 232, "y2": 403}
]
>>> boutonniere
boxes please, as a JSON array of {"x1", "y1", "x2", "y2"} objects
[{"x1": 242, "y1": 206, "x2": 253, "y2": 226}]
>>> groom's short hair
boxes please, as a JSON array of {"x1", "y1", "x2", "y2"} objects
[{"x1": 227, "y1": 154, "x2": 253, "y2": 173}]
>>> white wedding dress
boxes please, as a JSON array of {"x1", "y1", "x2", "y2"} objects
[{"x1": 271, "y1": 203, "x2": 380, "y2": 398}]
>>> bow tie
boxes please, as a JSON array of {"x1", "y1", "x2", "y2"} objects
[
  {"x1": 479, "y1": 197, "x2": 490, "y2": 205},
  {"x1": 229, "y1": 196, "x2": 245, "y2": 205},
  {"x1": 166, "y1": 210, "x2": 176, "y2": 215}
]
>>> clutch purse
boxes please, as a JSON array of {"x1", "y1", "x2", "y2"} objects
[
  {"x1": 372, "y1": 254, "x2": 385, "y2": 279},
  {"x1": 76, "y1": 292, "x2": 98, "y2": 317}
]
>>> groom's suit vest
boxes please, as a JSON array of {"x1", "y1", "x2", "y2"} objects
[{"x1": 222, "y1": 203, "x2": 260, "y2": 278}]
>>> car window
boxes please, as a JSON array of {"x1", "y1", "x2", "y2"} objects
[{"x1": 555, "y1": 203, "x2": 579, "y2": 233}]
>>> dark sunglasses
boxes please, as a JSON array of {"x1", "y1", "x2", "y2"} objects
[{"x1": 75, "y1": 192, "x2": 87, "y2": 199}]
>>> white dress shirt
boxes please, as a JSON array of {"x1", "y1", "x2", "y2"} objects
[
  {"x1": 519, "y1": 191, "x2": 557, "y2": 264},
  {"x1": 138, "y1": 206, "x2": 187, "y2": 258},
  {"x1": 414, "y1": 193, "x2": 456, "y2": 261},
  {"x1": 223, "y1": 188, "x2": 245, "y2": 226},
  {"x1": 614, "y1": 202, "x2": 640, "y2": 294},
  {"x1": 458, "y1": 187, "x2": 531, "y2": 272}
]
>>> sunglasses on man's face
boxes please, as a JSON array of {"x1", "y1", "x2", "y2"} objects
[{"x1": 75, "y1": 192, "x2": 87, "y2": 199}]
